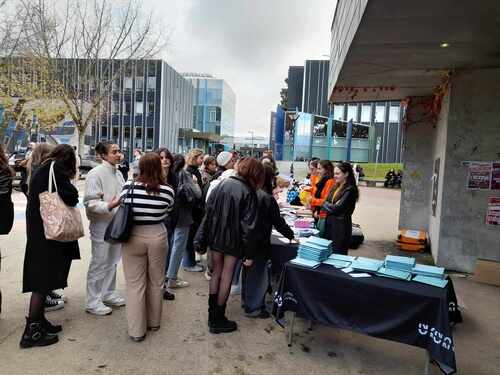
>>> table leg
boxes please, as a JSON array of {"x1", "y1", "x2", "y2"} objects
[
  {"x1": 424, "y1": 350, "x2": 431, "y2": 375},
  {"x1": 287, "y1": 312, "x2": 296, "y2": 347},
  {"x1": 308, "y1": 320, "x2": 314, "y2": 331}
]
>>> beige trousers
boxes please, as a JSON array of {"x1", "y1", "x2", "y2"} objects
[{"x1": 122, "y1": 223, "x2": 168, "y2": 337}]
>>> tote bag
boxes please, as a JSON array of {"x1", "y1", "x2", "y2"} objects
[
  {"x1": 104, "y1": 181, "x2": 134, "y2": 244},
  {"x1": 39, "y1": 162, "x2": 84, "y2": 242}
]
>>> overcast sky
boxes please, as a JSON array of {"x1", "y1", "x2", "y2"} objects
[{"x1": 143, "y1": 0, "x2": 336, "y2": 138}]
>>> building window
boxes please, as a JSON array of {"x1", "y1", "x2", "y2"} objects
[
  {"x1": 135, "y1": 77, "x2": 144, "y2": 91},
  {"x1": 347, "y1": 105, "x2": 357, "y2": 122},
  {"x1": 209, "y1": 110, "x2": 216, "y2": 122},
  {"x1": 375, "y1": 105, "x2": 386, "y2": 123},
  {"x1": 112, "y1": 101, "x2": 119, "y2": 115},
  {"x1": 135, "y1": 127, "x2": 142, "y2": 140},
  {"x1": 361, "y1": 105, "x2": 371, "y2": 123},
  {"x1": 389, "y1": 106, "x2": 400, "y2": 123},
  {"x1": 135, "y1": 101, "x2": 143, "y2": 115},
  {"x1": 148, "y1": 101, "x2": 154, "y2": 116},
  {"x1": 124, "y1": 101, "x2": 131, "y2": 115},
  {"x1": 333, "y1": 105, "x2": 344, "y2": 120},
  {"x1": 112, "y1": 127, "x2": 119, "y2": 140},
  {"x1": 101, "y1": 126, "x2": 108, "y2": 139},
  {"x1": 112, "y1": 79, "x2": 120, "y2": 91},
  {"x1": 147, "y1": 77, "x2": 156, "y2": 91},
  {"x1": 124, "y1": 77, "x2": 133, "y2": 91}
]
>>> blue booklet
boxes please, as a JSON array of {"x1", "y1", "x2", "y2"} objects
[
  {"x1": 290, "y1": 257, "x2": 321, "y2": 269},
  {"x1": 377, "y1": 267, "x2": 412, "y2": 281},
  {"x1": 412, "y1": 264, "x2": 445, "y2": 279},
  {"x1": 323, "y1": 258, "x2": 352, "y2": 268},
  {"x1": 329, "y1": 254, "x2": 357, "y2": 262},
  {"x1": 306, "y1": 236, "x2": 333, "y2": 248},
  {"x1": 413, "y1": 275, "x2": 448, "y2": 288},
  {"x1": 351, "y1": 259, "x2": 382, "y2": 273}
]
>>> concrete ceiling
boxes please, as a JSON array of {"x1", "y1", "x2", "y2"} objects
[{"x1": 330, "y1": 0, "x2": 500, "y2": 103}]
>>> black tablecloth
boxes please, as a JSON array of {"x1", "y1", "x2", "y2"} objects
[
  {"x1": 270, "y1": 235, "x2": 298, "y2": 274},
  {"x1": 273, "y1": 263, "x2": 462, "y2": 375}
]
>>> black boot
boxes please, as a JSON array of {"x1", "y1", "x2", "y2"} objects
[
  {"x1": 209, "y1": 304, "x2": 238, "y2": 334},
  {"x1": 20, "y1": 317, "x2": 59, "y2": 349},
  {"x1": 41, "y1": 316, "x2": 62, "y2": 334},
  {"x1": 208, "y1": 294, "x2": 217, "y2": 328}
]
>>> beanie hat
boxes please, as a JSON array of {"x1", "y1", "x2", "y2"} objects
[{"x1": 216, "y1": 151, "x2": 233, "y2": 167}]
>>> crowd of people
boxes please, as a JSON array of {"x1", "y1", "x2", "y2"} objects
[{"x1": 0, "y1": 141, "x2": 359, "y2": 347}]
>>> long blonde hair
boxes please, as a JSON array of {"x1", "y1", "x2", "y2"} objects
[{"x1": 186, "y1": 148, "x2": 204, "y2": 167}]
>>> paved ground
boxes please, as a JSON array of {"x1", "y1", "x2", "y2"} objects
[{"x1": 1, "y1": 186, "x2": 499, "y2": 374}]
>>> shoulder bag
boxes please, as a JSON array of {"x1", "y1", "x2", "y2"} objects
[
  {"x1": 39, "y1": 162, "x2": 84, "y2": 242},
  {"x1": 104, "y1": 181, "x2": 135, "y2": 244}
]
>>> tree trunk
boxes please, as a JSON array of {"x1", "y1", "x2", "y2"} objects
[{"x1": 78, "y1": 128, "x2": 85, "y2": 158}]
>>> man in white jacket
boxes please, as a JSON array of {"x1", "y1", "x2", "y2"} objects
[{"x1": 83, "y1": 142, "x2": 125, "y2": 316}]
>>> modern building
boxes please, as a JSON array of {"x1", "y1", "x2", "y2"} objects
[
  {"x1": 328, "y1": 0, "x2": 500, "y2": 273},
  {"x1": 269, "y1": 111, "x2": 277, "y2": 152},
  {"x1": 182, "y1": 73, "x2": 236, "y2": 138},
  {"x1": 286, "y1": 66, "x2": 304, "y2": 111}
]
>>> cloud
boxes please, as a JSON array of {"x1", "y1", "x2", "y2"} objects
[{"x1": 144, "y1": 0, "x2": 335, "y2": 136}]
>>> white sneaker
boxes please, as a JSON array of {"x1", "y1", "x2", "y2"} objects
[
  {"x1": 183, "y1": 265, "x2": 204, "y2": 273},
  {"x1": 86, "y1": 304, "x2": 113, "y2": 316},
  {"x1": 230, "y1": 284, "x2": 241, "y2": 296},
  {"x1": 167, "y1": 279, "x2": 190, "y2": 289},
  {"x1": 103, "y1": 296, "x2": 126, "y2": 307}
]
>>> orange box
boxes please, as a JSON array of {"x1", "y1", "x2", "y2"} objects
[
  {"x1": 397, "y1": 241, "x2": 426, "y2": 252},
  {"x1": 398, "y1": 229, "x2": 428, "y2": 245}
]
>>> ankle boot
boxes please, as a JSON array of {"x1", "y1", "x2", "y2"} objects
[
  {"x1": 209, "y1": 304, "x2": 238, "y2": 334},
  {"x1": 20, "y1": 317, "x2": 59, "y2": 349},
  {"x1": 208, "y1": 294, "x2": 217, "y2": 328},
  {"x1": 41, "y1": 316, "x2": 62, "y2": 334}
]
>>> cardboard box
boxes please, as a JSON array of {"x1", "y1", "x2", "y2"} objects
[
  {"x1": 473, "y1": 259, "x2": 500, "y2": 287},
  {"x1": 396, "y1": 241, "x2": 426, "y2": 252},
  {"x1": 398, "y1": 229, "x2": 428, "y2": 245}
]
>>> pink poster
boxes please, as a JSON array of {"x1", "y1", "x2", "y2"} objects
[
  {"x1": 491, "y1": 162, "x2": 500, "y2": 190},
  {"x1": 467, "y1": 162, "x2": 492, "y2": 190},
  {"x1": 486, "y1": 197, "x2": 500, "y2": 226}
]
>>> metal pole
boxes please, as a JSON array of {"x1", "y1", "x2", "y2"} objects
[
  {"x1": 346, "y1": 119, "x2": 353, "y2": 161},
  {"x1": 287, "y1": 312, "x2": 296, "y2": 347},
  {"x1": 424, "y1": 350, "x2": 431, "y2": 375}
]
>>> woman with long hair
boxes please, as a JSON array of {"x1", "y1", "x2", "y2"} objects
[
  {"x1": 309, "y1": 160, "x2": 335, "y2": 218},
  {"x1": 0, "y1": 144, "x2": 14, "y2": 316},
  {"x1": 241, "y1": 164, "x2": 294, "y2": 318},
  {"x1": 156, "y1": 148, "x2": 175, "y2": 187},
  {"x1": 120, "y1": 153, "x2": 174, "y2": 342},
  {"x1": 195, "y1": 157, "x2": 263, "y2": 334},
  {"x1": 20, "y1": 144, "x2": 80, "y2": 348},
  {"x1": 23, "y1": 143, "x2": 54, "y2": 196},
  {"x1": 320, "y1": 162, "x2": 359, "y2": 255}
]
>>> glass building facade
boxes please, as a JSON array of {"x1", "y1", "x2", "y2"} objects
[{"x1": 183, "y1": 74, "x2": 236, "y2": 138}]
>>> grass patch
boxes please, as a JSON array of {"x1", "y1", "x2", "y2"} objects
[{"x1": 357, "y1": 163, "x2": 403, "y2": 180}]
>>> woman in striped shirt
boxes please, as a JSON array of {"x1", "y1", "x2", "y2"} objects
[{"x1": 120, "y1": 153, "x2": 174, "y2": 342}]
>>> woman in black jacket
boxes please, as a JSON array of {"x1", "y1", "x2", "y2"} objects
[
  {"x1": 20, "y1": 144, "x2": 80, "y2": 349},
  {"x1": 195, "y1": 157, "x2": 264, "y2": 334},
  {"x1": 321, "y1": 162, "x2": 359, "y2": 255},
  {"x1": 0, "y1": 144, "x2": 14, "y2": 316},
  {"x1": 242, "y1": 165, "x2": 294, "y2": 318}
]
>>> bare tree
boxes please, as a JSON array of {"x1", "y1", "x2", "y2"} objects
[{"x1": 21, "y1": 0, "x2": 168, "y2": 156}]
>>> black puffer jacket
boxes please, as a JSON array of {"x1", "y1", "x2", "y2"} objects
[
  {"x1": 0, "y1": 167, "x2": 13, "y2": 235},
  {"x1": 194, "y1": 176, "x2": 259, "y2": 259},
  {"x1": 253, "y1": 190, "x2": 294, "y2": 259}
]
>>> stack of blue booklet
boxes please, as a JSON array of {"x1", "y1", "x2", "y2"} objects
[
  {"x1": 384, "y1": 255, "x2": 416, "y2": 272},
  {"x1": 413, "y1": 275, "x2": 448, "y2": 288},
  {"x1": 291, "y1": 236, "x2": 332, "y2": 268},
  {"x1": 412, "y1": 264, "x2": 445, "y2": 279},
  {"x1": 377, "y1": 267, "x2": 412, "y2": 280},
  {"x1": 350, "y1": 257, "x2": 384, "y2": 273},
  {"x1": 323, "y1": 254, "x2": 356, "y2": 268}
]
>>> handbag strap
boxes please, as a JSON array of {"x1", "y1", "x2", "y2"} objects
[
  {"x1": 122, "y1": 179, "x2": 135, "y2": 204},
  {"x1": 48, "y1": 161, "x2": 58, "y2": 193}
]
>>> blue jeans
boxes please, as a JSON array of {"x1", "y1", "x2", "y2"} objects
[
  {"x1": 166, "y1": 226, "x2": 190, "y2": 280},
  {"x1": 181, "y1": 222, "x2": 199, "y2": 268},
  {"x1": 241, "y1": 259, "x2": 271, "y2": 313}
]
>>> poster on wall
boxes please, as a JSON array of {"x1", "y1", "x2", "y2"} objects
[
  {"x1": 486, "y1": 197, "x2": 500, "y2": 226},
  {"x1": 490, "y1": 162, "x2": 500, "y2": 190},
  {"x1": 467, "y1": 162, "x2": 492, "y2": 190}
]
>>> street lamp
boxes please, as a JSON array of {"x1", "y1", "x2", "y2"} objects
[{"x1": 248, "y1": 131, "x2": 254, "y2": 157}]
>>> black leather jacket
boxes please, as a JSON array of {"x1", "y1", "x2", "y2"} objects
[{"x1": 194, "y1": 176, "x2": 259, "y2": 259}]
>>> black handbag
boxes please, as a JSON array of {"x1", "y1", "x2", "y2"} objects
[{"x1": 104, "y1": 182, "x2": 134, "y2": 244}]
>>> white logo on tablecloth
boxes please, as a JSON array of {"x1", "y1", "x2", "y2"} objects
[
  {"x1": 417, "y1": 323, "x2": 454, "y2": 352},
  {"x1": 274, "y1": 291, "x2": 298, "y2": 307},
  {"x1": 448, "y1": 302, "x2": 457, "y2": 312}
]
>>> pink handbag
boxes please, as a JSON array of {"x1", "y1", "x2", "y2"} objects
[{"x1": 39, "y1": 162, "x2": 84, "y2": 242}]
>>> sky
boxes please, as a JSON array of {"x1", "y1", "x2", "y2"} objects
[{"x1": 143, "y1": 0, "x2": 336, "y2": 138}]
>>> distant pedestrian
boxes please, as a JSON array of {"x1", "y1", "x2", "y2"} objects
[
  {"x1": 117, "y1": 151, "x2": 130, "y2": 182},
  {"x1": 20, "y1": 145, "x2": 80, "y2": 348},
  {"x1": 201, "y1": 156, "x2": 217, "y2": 186},
  {"x1": 213, "y1": 151, "x2": 236, "y2": 180},
  {"x1": 131, "y1": 148, "x2": 142, "y2": 178},
  {"x1": 120, "y1": 153, "x2": 174, "y2": 342},
  {"x1": 84, "y1": 141, "x2": 125, "y2": 316}
]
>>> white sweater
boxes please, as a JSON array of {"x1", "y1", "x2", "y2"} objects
[{"x1": 84, "y1": 161, "x2": 125, "y2": 222}]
